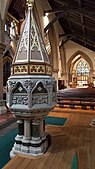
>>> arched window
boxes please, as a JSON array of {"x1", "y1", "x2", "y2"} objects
[
  {"x1": 76, "y1": 59, "x2": 89, "y2": 76},
  {"x1": 73, "y1": 58, "x2": 90, "y2": 86}
]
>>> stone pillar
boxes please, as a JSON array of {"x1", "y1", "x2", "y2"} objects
[
  {"x1": 0, "y1": 43, "x2": 7, "y2": 114},
  {"x1": 13, "y1": 119, "x2": 24, "y2": 152},
  {"x1": 0, "y1": 16, "x2": 5, "y2": 43},
  {"x1": 0, "y1": 43, "x2": 5, "y2": 99},
  {"x1": 30, "y1": 118, "x2": 49, "y2": 155},
  {"x1": 17, "y1": 119, "x2": 24, "y2": 136},
  {"x1": 48, "y1": 27, "x2": 59, "y2": 84},
  {"x1": 24, "y1": 120, "x2": 31, "y2": 139},
  {"x1": 40, "y1": 118, "x2": 45, "y2": 137},
  {"x1": 59, "y1": 44, "x2": 67, "y2": 86},
  {"x1": 21, "y1": 119, "x2": 31, "y2": 153},
  {"x1": 0, "y1": 15, "x2": 7, "y2": 114},
  {"x1": 32, "y1": 119, "x2": 40, "y2": 139}
]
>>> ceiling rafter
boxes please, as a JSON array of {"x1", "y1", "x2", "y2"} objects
[
  {"x1": 53, "y1": 0, "x2": 95, "y2": 20},
  {"x1": 44, "y1": 7, "x2": 68, "y2": 33},
  {"x1": 59, "y1": 31, "x2": 95, "y2": 45},
  {"x1": 78, "y1": 0, "x2": 85, "y2": 32},
  {"x1": 61, "y1": 15, "x2": 95, "y2": 32},
  {"x1": 44, "y1": 2, "x2": 95, "y2": 33}
]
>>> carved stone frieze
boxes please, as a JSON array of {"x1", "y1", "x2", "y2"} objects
[
  {"x1": 7, "y1": 75, "x2": 56, "y2": 115},
  {"x1": 12, "y1": 95, "x2": 28, "y2": 105},
  {"x1": 32, "y1": 95, "x2": 48, "y2": 105},
  {"x1": 30, "y1": 65, "x2": 45, "y2": 74},
  {"x1": 24, "y1": 80, "x2": 36, "y2": 90},
  {"x1": 9, "y1": 81, "x2": 17, "y2": 89}
]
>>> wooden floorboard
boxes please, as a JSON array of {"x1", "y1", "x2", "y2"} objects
[{"x1": 3, "y1": 106, "x2": 95, "y2": 169}]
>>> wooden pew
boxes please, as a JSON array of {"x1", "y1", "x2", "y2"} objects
[{"x1": 57, "y1": 88, "x2": 95, "y2": 110}]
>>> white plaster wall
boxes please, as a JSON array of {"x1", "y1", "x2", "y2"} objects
[{"x1": 65, "y1": 40, "x2": 95, "y2": 68}]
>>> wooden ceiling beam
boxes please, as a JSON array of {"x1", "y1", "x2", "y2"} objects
[
  {"x1": 44, "y1": 7, "x2": 68, "y2": 33},
  {"x1": 44, "y1": 9, "x2": 62, "y2": 15},
  {"x1": 78, "y1": 0, "x2": 86, "y2": 45},
  {"x1": 59, "y1": 31, "x2": 95, "y2": 44},
  {"x1": 53, "y1": 0, "x2": 95, "y2": 20},
  {"x1": 44, "y1": 1, "x2": 95, "y2": 33},
  {"x1": 61, "y1": 15, "x2": 95, "y2": 32},
  {"x1": 44, "y1": 12, "x2": 63, "y2": 33}
]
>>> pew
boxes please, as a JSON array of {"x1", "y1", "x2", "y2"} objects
[{"x1": 57, "y1": 88, "x2": 95, "y2": 110}]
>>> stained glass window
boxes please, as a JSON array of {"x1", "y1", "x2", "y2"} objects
[{"x1": 76, "y1": 59, "x2": 89, "y2": 76}]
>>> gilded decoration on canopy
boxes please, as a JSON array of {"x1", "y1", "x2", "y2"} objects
[
  {"x1": 30, "y1": 65, "x2": 45, "y2": 74},
  {"x1": 12, "y1": 64, "x2": 52, "y2": 75},
  {"x1": 11, "y1": 67, "x2": 13, "y2": 75},
  {"x1": 14, "y1": 65, "x2": 28, "y2": 74},
  {"x1": 46, "y1": 65, "x2": 52, "y2": 75}
]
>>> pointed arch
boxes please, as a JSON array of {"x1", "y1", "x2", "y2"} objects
[
  {"x1": 67, "y1": 50, "x2": 93, "y2": 72},
  {"x1": 3, "y1": 45, "x2": 14, "y2": 59}
]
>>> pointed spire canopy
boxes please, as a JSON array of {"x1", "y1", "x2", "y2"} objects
[{"x1": 11, "y1": 0, "x2": 52, "y2": 76}]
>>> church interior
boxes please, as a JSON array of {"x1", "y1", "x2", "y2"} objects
[{"x1": 0, "y1": 0, "x2": 95, "y2": 168}]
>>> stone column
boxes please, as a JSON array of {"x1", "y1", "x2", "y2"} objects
[
  {"x1": 59, "y1": 44, "x2": 67, "y2": 86},
  {"x1": 30, "y1": 118, "x2": 49, "y2": 155},
  {"x1": 24, "y1": 120, "x2": 31, "y2": 139},
  {"x1": 31, "y1": 119, "x2": 40, "y2": 140},
  {"x1": 15, "y1": 119, "x2": 24, "y2": 144},
  {"x1": 0, "y1": 15, "x2": 5, "y2": 43},
  {"x1": 40, "y1": 118, "x2": 45, "y2": 137},
  {"x1": 21, "y1": 119, "x2": 31, "y2": 153},
  {"x1": 0, "y1": 15, "x2": 7, "y2": 114},
  {"x1": 48, "y1": 27, "x2": 59, "y2": 83},
  {"x1": 14, "y1": 119, "x2": 24, "y2": 152},
  {"x1": 0, "y1": 43, "x2": 5, "y2": 99},
  {"x1": 0, "y1": 43, "x2": 7, "y2": 114}
]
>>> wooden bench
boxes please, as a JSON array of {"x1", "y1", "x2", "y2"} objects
[{"x1": 57, "y1": 88, "x2": 95, "y2": 110}]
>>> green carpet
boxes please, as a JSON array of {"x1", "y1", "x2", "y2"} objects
[
  {"x1": 0, "y1": 128, "x2": 17, "y2": 168},
  {"x1": 71, "y1": 153, "x2": 77, "y2": 169},
  {"x1": 45, "y1": 116, "x2": 67, "y2": 126}
]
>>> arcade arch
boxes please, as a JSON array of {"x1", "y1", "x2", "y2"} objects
[{"x1": 3, "y1": 46, "x2": 14, "y2": 86}]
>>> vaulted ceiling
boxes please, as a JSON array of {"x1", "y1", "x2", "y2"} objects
[{"x1": 8, "y1": 0, "x2": 95, "y2": 51}]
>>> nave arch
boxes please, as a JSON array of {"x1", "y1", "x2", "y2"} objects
[{"x1": 67, "y1": 50, "x2": 94, "y2": 87}]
